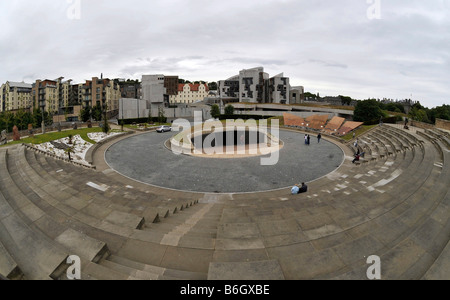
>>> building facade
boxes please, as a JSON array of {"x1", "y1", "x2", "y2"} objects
[
  {"x1": 31, "y1": 79, "x2": 59, "y2": 114},
  {"x1": 81, "y1": 77, "x2": 121, "y2": 114},
  {"x1": 239, "y1": 67, "x2": 269, "y2": 103},
  {"x1": 169, "y1": 83, "x2": 209, "y2": 104},
  {"x1": 164, "y1": 76, "x2": 179, "y2": 98},
  {"x1": 142, "y1": 75, "x2": 181, "y2": 113},
  {"x1": 218, "y1": 75, "x2": 240, "y2": 99},
  {"x1": 290, "y1": 86, "x2": 305, "y2": 104},
  {"x1": 218, "y1": 67, "x2": 294, "y2": 105},
  {"x1": 0, "y1": 81, "x2": 33, "y2": 112}
]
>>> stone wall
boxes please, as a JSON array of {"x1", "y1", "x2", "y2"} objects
[
  {"x1": 410, "y1": 120, "x2": 435, "y2": 130},
  {"x1": 436, "y1": 119, "x2": 450, "y2": 131}
]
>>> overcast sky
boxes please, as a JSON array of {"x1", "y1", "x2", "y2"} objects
[{"x1": 1, "y1": 0, "x2": 449, "y2": 108}]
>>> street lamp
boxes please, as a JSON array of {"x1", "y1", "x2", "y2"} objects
[
  {"x1": 39, "y1": 97, "x2": 46, "y2": 134},
  {"x1": 102, "y1": 101, "x2": 109, "y2": 133}
]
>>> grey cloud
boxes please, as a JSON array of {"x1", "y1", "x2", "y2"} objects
[
  {"x1": 0, "y1": 0, "x2": 449, "y2": 108},
  {"x1": 309, "y1": 59, "x2": 348, "y2": 69}
]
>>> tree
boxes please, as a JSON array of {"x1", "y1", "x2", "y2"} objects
[
  {"x1": 409, "y1": 107, "x2": 429, "y2": 123},
  {"x1": 434, "y1": 105, "x2": 450, "y2": 121},
  {"x1": 385, "y1": 102, "x2": 405, "y2": 114},
  {"x1": 80, "y1": 108, "x2": 91, "y2": 122},
  {"x1": 32, "y1": 108, "x2": 42, "y2": 128},
  {"x1": 208, "y1": 82, "x2": 218, "y2": 91},
  {"x1": 304, "y1": 92, "x2": 317, "y2": 100},
  {"x1": 353, "y1": 99, "x2": 385, "y2": 122},
  {"x1": 158, "y1": 106, "x2": 166, "y2": 124},
  {"x1": 102, "y1": 104, "x2": 110, "y2": 134},
  {"x1": 224, "y1": 105, "x2": 235, "y2": 116},
  {"x1": 91, "y1": 104, "x2": 102, "y2": 121},
  {"x1": 339, "y1": 95, "x2": 352, "y2": 106},
  {"x1": 210, "y1": 104, "x2": 220, "y2": 119},
  {"x1": 65, "y1": 141, "x2": 76, "y2": 161}
]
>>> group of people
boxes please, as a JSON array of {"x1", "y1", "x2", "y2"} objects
[
  {"x1": 304, "y1": 134, "x2": 311, "y2": 145},
  {"x1": 304, "y1": 133, "x2": 322, "y2": 145}
]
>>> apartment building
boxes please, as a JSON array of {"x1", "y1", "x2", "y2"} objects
[
  {"x1": 81, "y1": 77, "x2": 121, "y2": 114},
  {"x1": 31, "y1": 79, "x2": 60, "y2": 113},
  {"x1": 169, "y1": 83, "x2": 209, "y2": 104},
  {"x1": 0, "y1": 81, "x2": 33, "y2": 112}
]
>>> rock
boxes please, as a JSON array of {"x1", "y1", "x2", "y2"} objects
[
  {"x1": 13, "y1": 126, "x2": 21, "y2": 141},
  {"x1": 0, "y1": 130, "x2": 7, "y2": 145}
]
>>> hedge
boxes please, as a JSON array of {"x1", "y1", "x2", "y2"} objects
[
  {"x1": 218, "y1": 114, "x2": 274, "y2": 121},
  {"x1": 119, "y1": 117, "x2": 168, "y2": 125}
]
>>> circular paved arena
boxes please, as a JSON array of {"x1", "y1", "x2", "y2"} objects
[{"x1": 105, "y1": 130, "x2": 344, "y2": 193}]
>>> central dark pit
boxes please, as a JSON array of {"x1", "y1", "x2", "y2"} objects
[{"x1": 191, "y1": 130, "x2": 266, "y2": 150}]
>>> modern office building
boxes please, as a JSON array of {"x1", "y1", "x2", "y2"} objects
[
  {"x1": 290, "y1": 86, "x2": 305, "y2": 104},
  {"x1": 218, "y1": 75, "x2": 240, "y2": 99},
  {"x1": 0, "y1": 81, "x2": 33, "y2": 112},
  {"x1": 141, "y1": 75, "x2": 181, "y2": 112},
  {"x1": 218, "y1": 67, "x2": 294, "y2": 104}
]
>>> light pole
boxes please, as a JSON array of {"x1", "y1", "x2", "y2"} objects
[
  {"x1": 102, "y1": 102, "x2": 109, "y2": 133},
  {"x1": 39, "y1": 97, "x2": 46, "y2": 134}
]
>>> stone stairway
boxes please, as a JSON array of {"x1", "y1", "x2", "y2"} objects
[{"x1": 0, "y1": 124, "x2": 448, "y2": 280}]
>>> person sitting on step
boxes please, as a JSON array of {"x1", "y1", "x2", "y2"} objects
[{"x1": 291, "y1": 182, "x2": 308, "y2": 194}]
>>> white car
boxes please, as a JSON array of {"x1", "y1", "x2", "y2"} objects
[{"x1": 156, "y1": 125, "x2": 172, "y2": 133}]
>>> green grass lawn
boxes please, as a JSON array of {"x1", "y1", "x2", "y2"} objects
[
  {"x1": 1, "y1": 127, "x2": 104, "y2": 147},
  {"x1": 341, "y1": 125, "x2": 377, "y2": 141}
]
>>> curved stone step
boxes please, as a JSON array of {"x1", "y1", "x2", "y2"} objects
[
  {"x1": 0, "y1": 237, "x2": 24, "y2": 280},
  {"x1": 208, "y1": 260, "x2": 285, "y2": 280}
]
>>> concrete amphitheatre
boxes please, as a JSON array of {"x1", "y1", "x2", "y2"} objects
[{"x1": 0, "y1": 112, "x2": 449, "y2": 280}]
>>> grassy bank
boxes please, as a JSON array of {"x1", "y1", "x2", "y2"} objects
[
  {"x1": 341, "y1": 125, "x2": 377, "y2": 141},
  {"x1": 1, "y1": 127, "x2": 104, "y2": 147}
]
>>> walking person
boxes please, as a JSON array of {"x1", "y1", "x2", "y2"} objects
[
  {"x1": 307, "y1": 135, "x2": 311, "y2": 145},
  {"x1": 304, "y1": 134, "x2": 308, "y2": 145},
  {"x1": 317, "y1": 133, "x2": 322, "y2": 143}
]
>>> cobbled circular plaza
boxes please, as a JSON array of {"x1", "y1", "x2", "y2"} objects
[{"x1": 0, "y1": 123, "x2": 449, "y2": 280}]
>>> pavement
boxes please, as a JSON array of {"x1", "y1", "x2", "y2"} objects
[{"x1": 102, "y1": 130, "x2": 345, "y2": 193}]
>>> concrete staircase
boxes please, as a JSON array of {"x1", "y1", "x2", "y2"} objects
[{"x1": 0, "y1": 123, "x2": 448, "y2": 280}]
